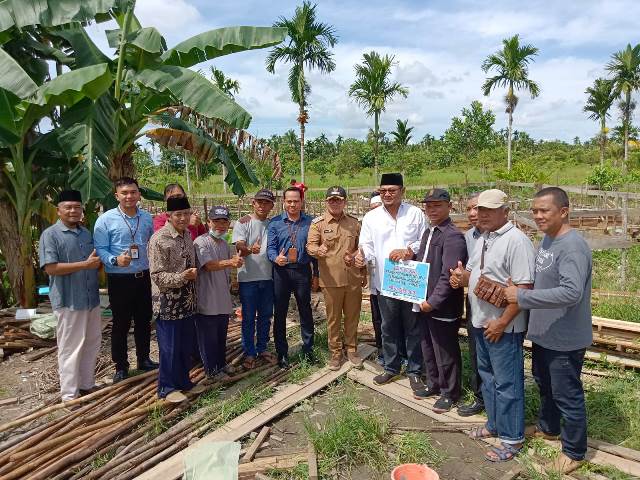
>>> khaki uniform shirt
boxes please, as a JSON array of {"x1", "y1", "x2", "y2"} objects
[{"x1": 306, "y1": 211, "x2": 364, "y2": 287}]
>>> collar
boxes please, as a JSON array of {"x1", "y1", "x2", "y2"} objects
[
  {"x1": 471, "y1": 227, "x2": 482, "y2": 239},
  {"x1": 431, "y1": 217, "x2": 452, "y2": 231},
  {"x1": 485, "y1": 221, "x2": 514, "y2": 238},
  {"x1": 56, "y1": 219, "x2": 81, "y2": 233},
  {"x1": 381, "y1": 201, "x2": 407, "y2": 218},
  {"x1": 165, "y1": 222, "x2": 187, "y2": 239},
  {"x1": 117, "y1": 205, "x2": 140, "y2": 219},
  {"x1": 282, "y1": 211, "x2": 304, "y2": 223},
  {"x1": 323, "y1": 210, "x2": 344, "y2": 223}
]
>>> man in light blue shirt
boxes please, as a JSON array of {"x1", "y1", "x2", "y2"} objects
[{"x1": 94, "y1": 177, "x2": 156, "y2": 383}]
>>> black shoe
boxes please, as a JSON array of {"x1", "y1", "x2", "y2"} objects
[
  {"x1": 457, "y1": 399, "x2": 485, "y2": 417},
  {"x1": 79, "y1": 385, "x2": 102, "y2": 396},
  {"x1": 113, "y1": 370, "x2": 128, "y2": 383},
  {"x1": 408, "y1": 375, "x2": 440, "y2": 400},
  {"x1": 373, "y1": 372, "x2": 401, "y2": 385},
  {"x1": 433, "y1": 396, "x2": 456, "y2": 413},
  {"x1": 278, "y1": 356, "x2": 290, "y2": 369},
  {"x1": 137, "y1": 358, "x2": 159, "y2": 371},
  {"x1": 300, "y1": 351, "x2": 316, "y2": 364}
]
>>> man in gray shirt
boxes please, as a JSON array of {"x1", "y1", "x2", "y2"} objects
[
  {"x1": 39, "y1": 190, "x2": 102, "y2": 401},
  {"x1": 504, "y1": 187, "x2": 592, "y2": 474},
  {"x1": 232, "y1": 189, "x2": 276, "y2": 369}
]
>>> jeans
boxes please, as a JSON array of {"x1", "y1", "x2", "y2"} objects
[
  {"x1": 107, "y1": 271, "x2": 152, "y2": 370},
  {"x1": 377, "y1": 296, "x2": 423, "y2": 376},
  {"x1": 195, "y1": 314, "x2": 230, "y2": 375},
  {"x1": 273, "y1": 264, "x2": 314, "y2": 358},
  {"x1": 156, "y1": 316, "x2": 196, "y2": 398},
  {"x1": 239, "y1": 280, "x2": 274, "y2": 357},
  {"x1": 474, "y1": 327, "x2": 525, "y2": 444},
  {"x1": 532, "y1": 343, "x2": 587, "y2": 460},
  {"x1": 466, "y1": 298, "x2": 483, "y2": 403}
]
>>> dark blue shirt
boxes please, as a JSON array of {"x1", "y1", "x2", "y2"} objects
[{"x1": 267, "y1": 212, "x2": 317, "y2": 270}]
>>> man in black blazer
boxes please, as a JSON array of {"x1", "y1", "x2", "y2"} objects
[{"x1": 412, "y1": 189, "x2": 468, "y2": 413}]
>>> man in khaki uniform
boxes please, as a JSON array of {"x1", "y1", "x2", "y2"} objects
[{"x1": 307, "y1": 186, "x2": 365, "y2": 370}]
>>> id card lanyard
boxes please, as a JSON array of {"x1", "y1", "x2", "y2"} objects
[
  {"x1": 118, "y1": 206, "x2": 141, "y2": 259},
  {"x1": 286, "y1": 219, "x2": 301, "y2": 263}
]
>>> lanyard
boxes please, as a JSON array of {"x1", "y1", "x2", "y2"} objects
[
  {"x1": 286, "y1": 218, "x2": 301, "y2": 246},
  {"x1": 117, "y1": 206, "x2": 140, "y2": 243}
]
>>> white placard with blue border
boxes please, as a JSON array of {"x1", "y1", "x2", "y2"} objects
[{"x1": 380, "y1": 259, "x2": 430, "y2": 303}]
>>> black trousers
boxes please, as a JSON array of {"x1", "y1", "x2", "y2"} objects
[
  {"x1": 195, "y1": 314, "x2": 229, "y2": 375},
  {"x1": 273, "y1": 264, "x2": 314, "y2": 358},
  {"x1": 370, "y1": 293, "x2": 383, "y2": 349},
  {"x1": 466, "y1": 297, "x2": 483, "y2": 403},
  {"x1": 107, "y1": 271, "x2": 152, "y2": 371},
  {"x1": 532, "y1": 343, "x2": 588, "y2": 460},
  {"x1": 419, "y1": 313, "x2": 462, "y2": 401},
  {"x1": 377, "y1": 296, "x2": 423, "y2": 375}
]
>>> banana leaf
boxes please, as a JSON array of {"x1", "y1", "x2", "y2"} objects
[
  {"x1": 53, "y1": 27, "x2": 111, "y2": 68},
  {"x1": 162, "y1": 26, "x2": 287, "y2": 68},
  {"x1": 0, "y1": 47, "x2": 38, "y2": 99}
]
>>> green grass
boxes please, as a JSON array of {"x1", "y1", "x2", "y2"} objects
[
  {"x1": 592, "y1": 299, "x2": 640, "y2": 323},
  {"x1": 592, "y1": 246, "x2": 640, "y2": 292},
  {"x1": 393, "y1": 432, "x2": 447, "y2": 467},
  {"x1": 266, "y1": 462, "x2": 309, "y2": 480},
  {"x1": 146, "y1": 403, "x2": 169, "y2": 439},
  {"x1": 576, "y1": 462, "x2": 637, "y2": 480},
  {"x1": 90, "y1": 449, "x2": 116, "y2": 470}
]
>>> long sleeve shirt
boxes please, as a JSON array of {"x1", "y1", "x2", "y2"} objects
[
  {"x1": 267, "y1": 212, "x2": 318, "y2": 273},
  {"x1": 518, "y1": 229, "x2": 593, "y2": 351},
  {"x1": 94, "y1": 207, "x2": 153, "y2": 274},
  {"x1": 358, "y1": 202, "x2": 427, "y2": 292}
]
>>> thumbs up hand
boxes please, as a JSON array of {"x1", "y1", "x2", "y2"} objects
[
  {"x1": 230, "y1": 251, "x2": 244, "y2": 268},
  {"x1": 250, "y1": 240, "x2": 261, "y2": 255},
  {"x1": 354, "y1": 246, "x2": 366, "y2": 268},
  {"x1": 275, "y1": 248, "x2": 288, "y2": 267},
  {"x1": 504, "y1": 277, "x2": 519, "y2": 304},
  {"x1": 117, "y1": 250, "x2": 132, "y2": 267},
  {"x1": 449, "y1": 260, "x2": 465, "y2": 289},
  {"x1": 317, "y1": 243, "x2": 329, "y2": 258},
  {"x1": 85, "y1": 249, "x2": 102, "y2": 269}
]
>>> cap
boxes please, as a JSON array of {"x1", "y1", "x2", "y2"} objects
[
  {"x1": 379, "y1": 172, "x2": 403, "y2": 187},
  {"x1": 370, "y1": 195, "x2": 382, "y2": 206},
  {"x1": 208, "y1": 205, "x2": 230, "y2": 220},
  {"x1": 57, "y1": 189, "x2": 82, "y2": 204},
  {"x1": 253, "y1": 188, "x2": 275, "y2": 203},
  {"x1": 421, "y1": 188, "x2": 450, "y2": 203},
  {"x1": 167, "y1": 196, "x2": 191, "y2": 212},
  {"x1": 477, "y1": 189, "x2": 508, "y2": 209},
  {"x1": 325, "y1": 186, "x2": 347, "y2": 199}
]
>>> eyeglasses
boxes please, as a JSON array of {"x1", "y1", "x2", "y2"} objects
[{"x1": 378, "y1": 188, "x2": 401, "y2": 196}]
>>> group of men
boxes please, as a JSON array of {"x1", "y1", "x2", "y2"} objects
[{"x1": 40, "y1": 171, "x2": 592, "y2": 471}]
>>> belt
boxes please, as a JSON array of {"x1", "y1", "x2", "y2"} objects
[{"x1": 108, "y1": 270, "x2": 149, "y2": 279}]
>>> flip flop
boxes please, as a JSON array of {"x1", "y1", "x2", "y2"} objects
[
  {"x1": 485, "y1": 442, "x2": 523, "y2": 462},
  {"x1": 525, "y1": 425, "x2": 560, "y2": 441},
  {"x1": 468, "y1": 425, "x2": 497, "y2": 440},
  {"x1": 242, "y1": 356, "x2": 256, "y2": 370}
]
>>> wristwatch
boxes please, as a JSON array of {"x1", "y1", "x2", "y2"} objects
[{"x1": 110, "y1": 256, "x2": 118, "y2": 266}]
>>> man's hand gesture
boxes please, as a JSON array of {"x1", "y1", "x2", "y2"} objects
[
  {"x1": 85, "y1": 249, "x2": 102, "y2": 269},
  {"x1": 182, "y1": 267, "x2": 197, "y2": 281},
  {"x1": 275, "y1": 248, "x2": 288, "y2": 267},
  {"x1": 449, "y1": 261, "x2": 464, "y2": 289},
  {"x1": 117, "y1": 250, "x2": 132, "y2": 267}
]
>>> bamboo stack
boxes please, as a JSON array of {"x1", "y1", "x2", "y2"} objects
[
  {"x1": 0, "y1": 320, "x2": 287, "y2": 479},
  {"x1": 0, "y1": 326, "x2": 55, "y2": 358}
]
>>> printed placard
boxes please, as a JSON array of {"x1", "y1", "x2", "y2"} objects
[{"x1": 381, "y1": 259, "x2": 430, "y2": 303}]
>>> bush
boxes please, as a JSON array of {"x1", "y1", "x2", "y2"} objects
[
  {"x1": 586, "y1": 164, "x2": 624, "y2": 190},
  {"x1": 493, "y1": 159, "x2": 550, "y2": 183}
]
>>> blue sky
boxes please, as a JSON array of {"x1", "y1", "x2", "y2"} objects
[{"x1": 87, "y1": 0, "x2": 639, "y2": 142}]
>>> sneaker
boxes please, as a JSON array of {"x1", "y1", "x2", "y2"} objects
[
  {"x1": 79, "y1": 385, "x2": 102, "y2": 396},
  {"x1": 113, "y1": 370, "x2": 128, "y2": 384},
  {"x1": 278, "y1": 356, "x2": 290, "y2": 369},
  {"x1": 373, "y1": 372, "x2": 401, "y2": 385},
  {"x1": 328, "y1": 354, "x2": 342, "y2": 371},
  {"x1": 457, "y1": 399, "x2": 485, "y2": 417},
  {"x1": 433, "y1": 396, "x2": 456, "y2": 413},
  {"x1": 165, "y1": 391, "x2": 188, "y2": 403},
  {"x1": 347, "y1": 351, "x2": 363, "y2": 369},
  {"x1": 408, "y1": 375, "x2": 438, "y2": 400}
]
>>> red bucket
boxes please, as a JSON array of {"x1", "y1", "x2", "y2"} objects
[{"x1": 391, "y1": 464, "x2": 439, "y2": 480}]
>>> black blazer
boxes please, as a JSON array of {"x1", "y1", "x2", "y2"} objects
[{"x1": 413, "y1": 217, "x2": 468, "y2": 319}]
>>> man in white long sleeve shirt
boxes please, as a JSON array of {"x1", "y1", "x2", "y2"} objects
[{"x1": 355, "y1": 173, "x2": 428, "y2": 394}]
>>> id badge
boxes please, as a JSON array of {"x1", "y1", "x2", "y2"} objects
[
  {"x1": 129, "y1": 244, "x2": 139, "y2": 259},
  {"x1": 287, "y1": 246, "x2": 298, "y2": 263}
]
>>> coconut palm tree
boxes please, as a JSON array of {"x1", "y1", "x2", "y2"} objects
[
  {"x1": 606, "y1": 43, "x2": 640, "y2": 173},
  {"x1": 584, "y1": 78, "x2": 615, "y2": 166},
  {"x1": 209, "y1": 66, "x2": 240, "y2": 99},
  {"x1": 481, "y1": 34, "x2": 540, "y2": 171},
  {"x1": 265, "y1": 1, "x2": 338, "y2": 183},
  {"x1": 390, "y1": 119, "x2": 413, "y2": 146},
  {"x1": 348, "y1": 51, "x2": 408, "y2": 180}
]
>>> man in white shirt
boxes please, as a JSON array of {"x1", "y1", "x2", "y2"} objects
[{"x1": 355, "y1": 173, "x2": 427, "y2": 394}]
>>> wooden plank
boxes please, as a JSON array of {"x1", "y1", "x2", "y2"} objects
[
  {"x1": 242, "y1": 426, "x2": 270, "y2": 463},
  {"x1": 237, "y1": 452, "x2": 307, "y2": 475},
  {"x1": 586, "y1": 438, "x2": 640, "y2": 463},
  {"x1": 134, "y1": 343, "x2": 375, "y2": 480},
  {"x1": 307, "y1": 441, "x2": 319, "y2": 480}
]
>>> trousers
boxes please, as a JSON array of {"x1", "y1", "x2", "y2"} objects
[
  {"x1": 419, "y1": 313, "x2": 462, "y2": 400},
  {"x1": 323, "y1": 284, "x2": 362, "y2": 355}
]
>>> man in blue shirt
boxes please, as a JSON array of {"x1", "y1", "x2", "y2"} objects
[
  {"x1": 267, "y1": 187, "x2": 318, "y2": 368},
  {"x1": 39, "y1": 190, "x2": 102, "y2": 401},
  {"x1": 94, "y1": 177, "x2": 157, "y2": 383}
]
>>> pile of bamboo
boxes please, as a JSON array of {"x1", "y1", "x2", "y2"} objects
[
  {"x1": 0, "y1": 326, "x2": 55, "y2": 358},
  {"x1": 0, "y1": 320, "x2": 287, "y2": 479}
]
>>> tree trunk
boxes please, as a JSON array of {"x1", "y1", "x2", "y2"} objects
[
  {"x1": 623, "y1": 90, "x2": 630, "y2": 174},
  {"x1": 600, "y1": 117, "x2": 606, "y2": 167},
  {"x1": 374, "y1": 111, "x2": 379, "y2": 182},
  {"x1": 222, "y1": 165, "x2": 228, "y2": 194},
  {"x1": 299, "y1": 102, "x2": 306, "y2": 184},
  {"x1": 0, "y1": 199, "x2": 35, "y2": 307},
  {"x1": 507, "y1": 110, "x2": 513, "y2": 172},
  {"x1": 184, "y1": 154, "x2": 191, "y2": 196},
  {"x1": 108, "y1": 147, "x2": 136, "y2": 180}
]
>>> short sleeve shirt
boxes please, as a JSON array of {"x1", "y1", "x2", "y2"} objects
[
  {"x1": 466, "y1": 221, "x2": 535, "y2": 332},
  {"x1": 39, "y1": 220, "x2": 100, "y2": 311},
  {"x1": 231, "y1": 216, "x2": 272, "y2": 282},
  {"x1": 194, "y1": 234, "x2": 234, "y2": 315}
]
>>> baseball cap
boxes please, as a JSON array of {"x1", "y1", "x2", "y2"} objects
[
  {"x1": 325, "y1": 186, "x2": 347, "y2": 199},
  {"x1": 253, "y1": 188, "x2": 275, "y2": 203},
  {"x1": 421, "y1": 188, "x2": 450, "y2": 203},
  {"x1": 208, "y1": 205, "x2": 230, "y2": 220},
  {"x1": 477, "y1": 189, "x2": 508, "y2": 209}
]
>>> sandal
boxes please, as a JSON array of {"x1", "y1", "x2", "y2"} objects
[
  {"x1": 242, "y1": 356, "x2": 256, "y2": 370},
  {"x1": 258, "y1": 351, "x2": 277, "y2": 365},
  {"x1": 468, "y1": 425, "x2": 497, "y2": 440},
  {"x1": 485, "y1": 442, "x2": 523, "y2": 462},
  {"x1": 525, "y1": 425, "x2": 560, "y2": 441}
]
